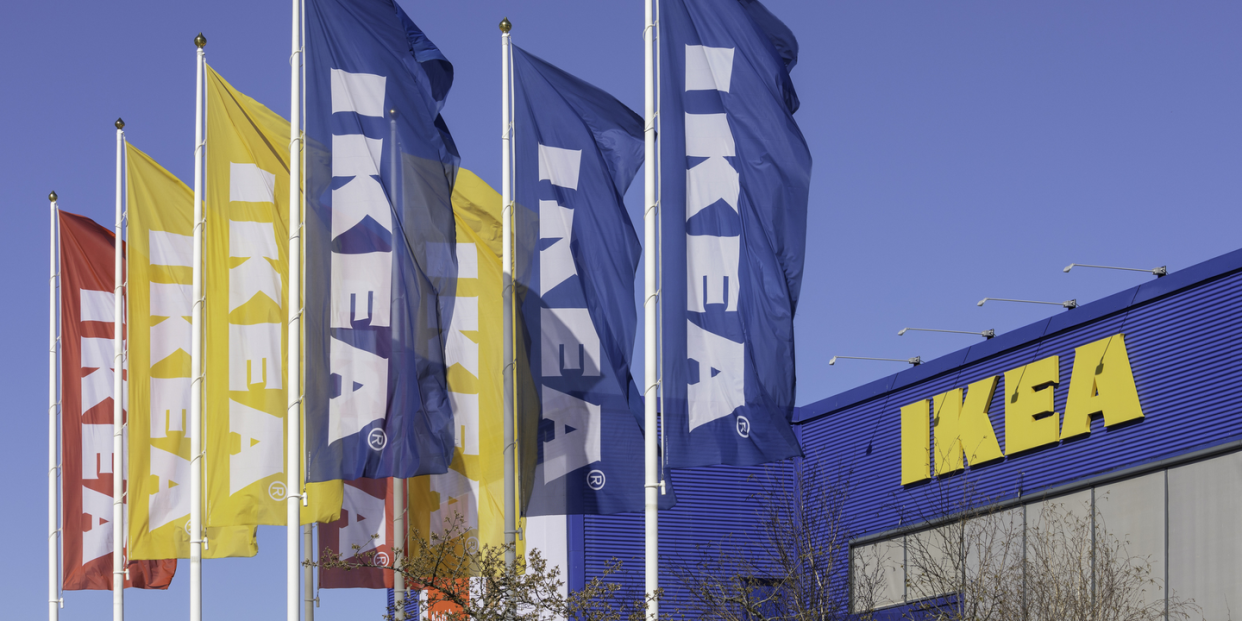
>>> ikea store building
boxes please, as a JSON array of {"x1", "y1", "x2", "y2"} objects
[{"x1": 572, "y1": 247, "x2": 1242, "y2": 618}]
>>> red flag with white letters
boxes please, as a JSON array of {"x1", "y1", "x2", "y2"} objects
[
  {"x1": 59, "y1": 211, "x2": 175, "y2": 590},
  {"x1": 319, "y1": 478, "x2": 393, "y2": 589}
]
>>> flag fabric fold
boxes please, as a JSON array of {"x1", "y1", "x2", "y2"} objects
[
  {"x1": 59, "y1": 210, "x2": 177, "y2": 588},
  {"x1": 659, "y1": 0, "x2": 809, "y2": 468},
  {"x1": 126, "y1": 143, "x2": 258, "y2": 559},
  {"x1": 304, "y1": 0, "x2": 460, "y2": 482},
  {"x1": 203, "y1": 65, "x2": 343, "y2": 527},
  {"x1": 512, "y1": 46, "x2": 673, "y2": 515}
]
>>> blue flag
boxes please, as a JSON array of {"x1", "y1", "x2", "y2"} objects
[
  {"x1": 304, "y1": 0, "x2": 458, "y2": 481},
  {"x1": 660, "y1": 0, "x2": 808, "y2": 468},
  {"x1": 512, "y1": 46, "x2": 673, "y2": 515}
]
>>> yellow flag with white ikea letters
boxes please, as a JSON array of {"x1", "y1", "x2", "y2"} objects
[
  {"x1": 204, "y1": 65, "x2": 341, "y2": 527},
  {"x1": 408, "y1": 170, "x2": 519, "y2": 556},
  {"x1": 126, "y1": 142, "x2": 258, "y2": 559}
]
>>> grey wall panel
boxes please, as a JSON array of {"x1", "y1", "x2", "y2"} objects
[
  {"x1": 852, "y1": 538, "x2": 905, "y2": 610},
  {"x1": 1168, "y1": 452, "x2": 1242, "y2": 620},
  {"x1": 905, "y1": 526, "x2": 957, "y2": 603},
  {"x1": 1094, "y1": 471, "x2": 1165, "y2": 611}
]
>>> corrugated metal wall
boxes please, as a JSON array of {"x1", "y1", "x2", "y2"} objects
[
  {"x1": 581, "y1": 250, "x2": 1242, "y2": 614},
  {"x1": 583, "y1": 462, "x2": 789, "y2": 616}
]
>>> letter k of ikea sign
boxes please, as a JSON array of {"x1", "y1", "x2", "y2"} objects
[{"x1": 900, "y1": 334, "x2": 1145, "y2": 486}]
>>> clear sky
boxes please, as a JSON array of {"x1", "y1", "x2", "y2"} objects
[{"x1": 3, "y1": 1, "x2": 1240, "y2": 618}]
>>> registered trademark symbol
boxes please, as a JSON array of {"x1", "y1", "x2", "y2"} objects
[
  {"x1": 587, "y1": 469, "x2": 606, "y2": 490},
  {"x1": 736, "y1": 416, "x2": 751, "y2": 438},
  {"x1": 367, "y1": 428, "x2": 388, "y2": 451},
  {"x1": 268, "y1": 481, "x2": 287, "y2": 501}
]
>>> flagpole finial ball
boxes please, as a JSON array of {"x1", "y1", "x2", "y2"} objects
[
  {"x1": 115, "y1": 118, "x2": 125, "y2": 130},
  {"x1": 194, "y1": 33, "x2": 207, "y2": 48},
  {"x1": 49, "y1": 191, "x2": 58, "y2": 202},
  {"x1": 500, "y1": 18, "x2": 511, "y2": 33},
  {"x1": 389, "y1": 108, "x2": 397, "y2": 119}
]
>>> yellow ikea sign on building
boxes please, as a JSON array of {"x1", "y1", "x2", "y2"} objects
[{"x1": 900, "y1": 333, "x2": 1144, "y2": 485}]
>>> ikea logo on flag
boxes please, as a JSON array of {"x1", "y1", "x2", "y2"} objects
[
  {"x1": 684, "y1": 44, "x2": 746, "y2": 433},
  {"x1": 900, "y1": 333, "x2": 1145, "y2": 486},
  {"x1": 537, "y1": 143, "x2": 603, "y2": 485}
]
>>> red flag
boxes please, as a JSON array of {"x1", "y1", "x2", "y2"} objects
[
  {"x1": 59, "y1": 211, "x2": 175, "y2": 590},
  {"x1": 319, "y1": 478, "x2": 393, "y2": 589}
]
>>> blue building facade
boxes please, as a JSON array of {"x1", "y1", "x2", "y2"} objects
[{"x1": 578, "y1": 247, "x2": 1242, "y2": 618}]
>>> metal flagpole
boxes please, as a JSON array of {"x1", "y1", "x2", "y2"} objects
[
  {"x1": 499, "y1": 16, "x2": 515, "y2": 569},
  {"x1": 112, "y1": 117, "x2": 127, "y2": 621},
  {"x1": 190, "y1": 32, "x2": 207, "y2": 621},
  {"x1": 388, "y1": 104, "x2": 407, "y2": 621},
  {"x1": 642, "y1": 0, "x2": 659, "y2": 618},
  {"x1": 299, "y1": 9, "x2": 313, "y2": 617},
  {"x1": 303, "y1": 525, "x2": 315, "y2": 621},
  {"x1": 49, "y1": 189, "x2": 61, "y2": 621},
  {"x1": 287, "y1": 0, "x2": 304, "y2": 619},
  {"x1": 393, "y1": 480, "x2": 405, "y2": 620}
]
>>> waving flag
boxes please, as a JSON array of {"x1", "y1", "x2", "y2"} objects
[
  {"x1": 409, "y1": 170, "x2": 513, "y2": 550},
  {"x1": 660, "y1": 0, "x2": 809, "y2": 468},
  {"x1": 58, "y1": 210, "x2": 176, "y2": 588},
  {"x1": 512, "y1": 46, "x2": 672, "y2": 515},
  {"x1": 304, "y1": 0, "x2": 459, "y2": 481},
  {"x1": 203, "y1": 66, "x2": 342, "y2": 527},
  {"x1": 126, "y1": 144, "x2": 257, "y2": 560},
  {"x1": 319, "y1": 478, "x2": 394, "y2": 589}
]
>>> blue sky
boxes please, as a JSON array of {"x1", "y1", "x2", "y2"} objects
[{"x1": 3, "y1": 1, "x2": 1240, "y2": 618}]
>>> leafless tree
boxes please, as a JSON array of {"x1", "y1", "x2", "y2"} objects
[
  {"x1": 674, "y1": 460, "x2": 883, "y2": 620},
  {"x1": 315, "y1": 513, "x2": 660, "y2": 621},
  {"x1": 890, "y1": 484, "x2": 1199, "y2": 621}
]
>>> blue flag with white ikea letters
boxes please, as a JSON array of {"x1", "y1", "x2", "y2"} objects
[
  {"x1": 512, "y1": 46, "x2": 673, "y2": 515},
  {"x1": 303, "y1": 0, "x2": 458, "y2": 482},
  {"x1": 660, "y1": 0, "x2": 808, "y2": 468}
]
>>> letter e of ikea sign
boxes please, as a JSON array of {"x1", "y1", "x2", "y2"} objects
[{"x1": 900, "y1": 334, "x2": 1144, "y2": 486}]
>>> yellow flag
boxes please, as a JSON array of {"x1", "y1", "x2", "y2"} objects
[
  {"x1": 126, "y1": 143, "x2": 258, "y2": 560},
  {"x1": 409, "y1": 170, "x2": 521, "y2": 557},
  {"x1": 204, "y1": 65, "x2": 341, "y2": 527}
]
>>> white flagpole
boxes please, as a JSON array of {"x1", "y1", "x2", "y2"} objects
[
  {"x1": 388, "y1": 105, "x2": 408, "y2": 620},
  {"x1": 49, "y1": 189, "x2": 61, "y2": 621},
  {"x1": 299, "y1": 10, "x2": 314, "y2": 621},
  {"x1": 112, "y1": 117, "x2": 127, "y2": 621},
  {"x1": 393, "y1": 479, "x2": 405, "y2": 620},
  {"x1": 303, "y1": 525, "x2": 315, "y2": 621},
  {"x1": 499, "y1": 16, "x2": 515, "y2": 569},
  {"x1": 287, "y1": 0, "x2": 304, "y2": 619},
  {"x1": 643, "y1": 0, "x2": 659, "y2": 618},
  {"x1": 190, "y1": 32, "x2": 207, "y2": 621}
]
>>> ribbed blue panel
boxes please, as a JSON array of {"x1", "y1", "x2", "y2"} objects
[
  {"x1": 582, "y1": 463, "x2": 788, "y2": 616},
  {"x1": 385, "y1": 588, "x2": 415, "y2": 616}
]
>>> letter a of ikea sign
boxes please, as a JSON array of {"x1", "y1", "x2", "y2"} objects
[{"x1": 900, "y1": 333, "x2": 1145, "y2": 486}]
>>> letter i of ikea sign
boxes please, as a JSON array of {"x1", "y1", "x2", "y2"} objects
[{"x1": 900, "y1": 334, "x2": 1145, "y2": 485}]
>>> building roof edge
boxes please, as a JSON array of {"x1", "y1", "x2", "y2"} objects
[{"x1": 794, "y1": 246, "x2": 1242, "y2": 425}]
